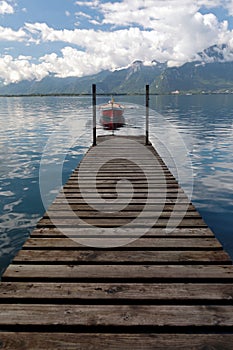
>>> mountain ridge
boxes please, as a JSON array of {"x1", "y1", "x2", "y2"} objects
[{"x1": 1, "y1": 45, "x2": 233, "y2": 95}]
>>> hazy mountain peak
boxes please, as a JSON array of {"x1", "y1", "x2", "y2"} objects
[
  {"x1": 132, "y1": 60, "x2": 143, "y2": 66},
  {"x1": 197, "y1": 44, "x2": 233, "y2": 63}
]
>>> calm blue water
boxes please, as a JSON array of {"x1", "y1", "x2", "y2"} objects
[{"x1": 0, "y1": 94, "x2": 232, "y2": 275}]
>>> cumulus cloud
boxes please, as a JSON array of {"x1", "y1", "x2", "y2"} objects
[
  {"x1": 40, "y1": 43, "x2": 137, "y2": 77},
  {"x1": 1, "y1": 0, "x2": 233, "y2": 84},
  {"x1": 24, "y1": 9, "x2": 232, "y2": 69},
  {"x1": 223, "y1": 0, "x2": 233, "y2": 16},
  {"x1": 0, "y1": 1, "x2": 14, "y2": 15},
  {"x1": 75, "y1": 0, "x2": 100, "y2": 7},
  {"x1": 0, "y1": 55, "x2": 48, "y2": 84},
  {"x1": 0, "y1": 26, "x2": 27, "y2": 41}
]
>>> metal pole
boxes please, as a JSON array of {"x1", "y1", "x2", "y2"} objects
[
  {"x1": 145, "y1": 84, "x2": 149, "y2": 145},
  {"x1": 92, "y1": 84, "x2": 97, "y2": 146}
]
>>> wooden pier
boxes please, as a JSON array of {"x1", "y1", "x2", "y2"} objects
[{"x1": 0, "y1": 135, "x2": 233, "y2": 349}]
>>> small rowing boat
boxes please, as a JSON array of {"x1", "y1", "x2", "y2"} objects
[{"x1": 99, "y1": 98, "x2": 125, "y2": 130}]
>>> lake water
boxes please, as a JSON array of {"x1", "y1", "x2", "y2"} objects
[{"x1": 0, "y1": 94, "x2": 232, "y2": 276}]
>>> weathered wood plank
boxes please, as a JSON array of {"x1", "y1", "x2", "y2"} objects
[
  {"x1": 22, "y1": 237, "x2": 221, "y2": 249},
  {"x1": 29, "y1": 227, "x2": 215, "y2": 238},
  {"x1": 3, "y1": 264, "x2": 233, "y2": 281},
  {"x1": 88, "y1": 179, "x2": 176, "y2": 185},
  {"x1": 1, "y1": 282, "x2": 233, "y2": 301},
  {"x1": 69, "y1": 172, "x2": 176, "y2": 177},
  {"x1": 1, "y1": 304, "x2": 233, "y2": 327},
  {"x1": 65, "y1": 180, "x2": 178, "y2": 185},
  {"x1": 0, "y1": 333, "x2": 233, "y2": 350},
  {"x1": 76, "y1": 171, "x2": 173, "y2": 175},
  {"x1": 45, "y1": 210, "x2": 201, "y2": 218},
  {"x1": 13, "y1": 250, "x2": 231, "y2": 264},
  {"x1": 53, "y1": 197, "x2": 191, "y2": 204},
  {"x1": 70, "y1": 177, "x2": 173, "y2": 182},
  {"x1": 57, "y1": 190, "x2": 186, "y2": 197},
  {"x1": 36, "y1": 217, "x2": 207, "y2": 228},
  {"x1": 64, "y1": 184, "x2": 180, "y2": 189},
  {"x1": 70, "y1": 175, "x2": 173, "y2": 180},
  {"x1": 47, "y1": 203, "x2": 197, "y2": 212}
]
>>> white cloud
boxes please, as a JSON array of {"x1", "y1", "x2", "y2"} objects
[
  {"x1": 1, "y1": 0, "x2": 233, "y2": 84},
  {"x1": 0, "y1": 55, "x2": 48, "y2": 84},
  {"x1": 24, "y1": 12, "x2": 233, "y2": 69},
  {"x1": 0, "y1": 1, "x2": 14, "y2": 15},
  {"x1": 18, "y1": 55, "x2": 32, "y2": 60},
  {"x1": 75, "y1": 11, "x2": 92, "y2": 19},
  {"x1": 89, "y1": 19, "x2": 101, "y2": 25},
  {"x1": 223, "y1": 0, "x2": 233, "y2": 16},
  {"x1": 0, "y1": 26, "x2": 27, "y2": 41},
  {"x1": 97, "y1": 0, "x2": 226, "y2": 32},
  {"x1": 75, "y1": 0, "x2": 99, "y2": 7},
  {"x1": 39, "y1": 44, "x2": 133, "y2": 77}
]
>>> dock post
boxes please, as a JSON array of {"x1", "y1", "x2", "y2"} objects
[
  {"x1": 145, "y1": 84, "x2": 149, "y2": 145},
  {"x1": 92, "y1": 84, "x2": 97, "y2": 146}
]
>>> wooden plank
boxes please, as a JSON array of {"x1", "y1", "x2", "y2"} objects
[
  {"x1": 66, "y1": 179, "x2": 178, "y2": 183},
  {"x1": 55, "y1": 196, "x2": 187, "y2": 202},
  {"x1": 1, "y1": 282, "x2": 233, "y2": 301},
  {"x1": 3, "y1": 264, "x2": 233, "y2": 281},
  {"x1": 36, "y1": 218, "x2": 207, "y2": 228},
  {"x1": 71, "y1": 170, "x2": 171, "y2": 174},
  {"x1": 77, "y1": 163, "x2": 170, "y2": 167},
  {"x1": 97, "y1": 135, "x2": 146, "y2": 141},
  {"x1": 22, "y1": 237, "x2": 221, "y2": 249},
  {"x1": 58, "y1": 190, "x2": 186, "y2": 196},
  {"x1": 1, "y1": 304, "x2": 233, "y2": 327},
  {"x1": 70, "y1": 176, "x2": 173, "y2": 181},
  {"x1": 13, "y1": 250, "x2": 231, "y2": 264},
  {"x1": 67, "y1": 182, "x2": 177, "y2": 187},
  {"x1": 47, "y1": 203, "x2": 197, "y2": 211},
  {"x1": 69, "y1": 168, "x2": 175, "y2": 172},
  {"x1": 44, "y1": 211, "x2": 201, "y2": 218},
  {"x1": 53, "y1": 197, "x2": 191, "y2": 204},
  {"x1": 70, "y1": 174, "x2": 172, "y2": 179},
  {"x1": 0, "y1": 333, "x2": 233, "y2": 350},
  {"x1": 62, "y1": 188, "x2": 183, "y2": 193},
  {"x1": 81, "y1": 160, "x2": 166, "y2": 163},
  {"x1": 64, "y1": 184, "x2": 180, "y2": 189},
  {"x1": 67, "y1": 179, "x2": 177, "y2": 183},
  {"x1": 29, "y1": 227, "x2": 215, "y2": 238}
]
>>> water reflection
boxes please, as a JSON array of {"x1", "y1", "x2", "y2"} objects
[
  {"x1": 0, "y1": 96, "x2": 92, "y2": 275},
  {"x1": 148, "y1": 94, "x2": 233, "y2": 255}
]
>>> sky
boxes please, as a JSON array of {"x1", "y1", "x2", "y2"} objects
[{"x1": 1, "y1": 0, "x2": 233, "y2": 84}]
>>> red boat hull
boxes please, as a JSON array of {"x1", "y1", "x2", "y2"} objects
[{"x1": 100, "y1": 101, "x2": 125, "y2": 130}]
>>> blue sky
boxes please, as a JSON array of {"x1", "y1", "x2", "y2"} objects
[{"x1": 1, "y1": 0, "x2": 233, "y2": 84}]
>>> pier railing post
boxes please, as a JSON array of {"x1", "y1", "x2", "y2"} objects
[
  {"x1": 145, "y1": 84, "x2": 149, "y2": 145},
  {"x1": 92, "y1": 84, "x2": 97, "y2": 146}
]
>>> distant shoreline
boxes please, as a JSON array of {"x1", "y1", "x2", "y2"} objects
[{"x1": 0, "y1": 91, "x2": 233, "y2": 97}]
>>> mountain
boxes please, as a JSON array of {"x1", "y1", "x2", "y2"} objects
[
  {"x1": 96, "y1": 60, "x2": 167, "y2": 94},
  {"x1": 153, "y1": 44, "x2": 233, "y2": 93},
  {"x1": 153, "y1": 61, "x2": 233, "y2": 93},
  {"x1": 0, "y1": 71, "x2": 110, "y2": 95},
  {"x1": 1, "y1": 45, "x2": 233, "y2": 95},
  {"x1": 197, "y1": 44, "x2": 228, "y2": 62}
]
